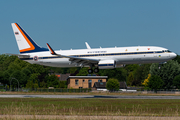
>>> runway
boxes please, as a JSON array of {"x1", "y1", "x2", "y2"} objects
[{"x1": 0, "y1": 94, "x2": 180, "y2": 99}]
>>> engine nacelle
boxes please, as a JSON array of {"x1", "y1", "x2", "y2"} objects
[
  {"x1": 98, "y1": 60, "x2": 125, "y2": 69},
  {"x1": 98, "y1": 60, "x2": 115, "y2": 69}
]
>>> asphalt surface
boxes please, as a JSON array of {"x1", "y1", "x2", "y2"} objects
[{"x1": 0, "y1": 94, "x2": 180, "y2": 99}]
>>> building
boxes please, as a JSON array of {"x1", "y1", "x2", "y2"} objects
[
  {"x1": 56, "y1": 73, "x2": 71, "y2": 81},
  {"x1": 93, "y1": 81, "x2": 127, "y2": 91},
  {"x1": 119, "y1": 81, "x2": 127, "y2": 89},
  {"x1": 93, "y1": 82, "x2": 107, "y2": 91},
  {"x1": 49, "y1": 70, "x2": 71, "y2": 81},
  {"x1": 67, "y1": 76, "x2": 108, "y2": 89}
]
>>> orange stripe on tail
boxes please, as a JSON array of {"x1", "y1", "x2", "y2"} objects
[{"x1": 15, "y1": 23, "x2": 35, "y2": 52}]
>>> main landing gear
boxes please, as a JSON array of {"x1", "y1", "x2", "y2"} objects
[{"x1": 88, "y1": 68, "x2": 99, "y2": 74}]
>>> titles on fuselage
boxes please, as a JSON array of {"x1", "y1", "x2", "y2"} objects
[{"x1": 87, "y1": 51, "x2": 107, "y2": 54}]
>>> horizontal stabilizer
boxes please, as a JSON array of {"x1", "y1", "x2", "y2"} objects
[{"x1": 5, "y1": 53, "x2": 30, "y2": 58}]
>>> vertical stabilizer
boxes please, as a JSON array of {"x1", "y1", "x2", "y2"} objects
[{"x1": 11, "y1": 23, "x2": 48, "y2": 54}]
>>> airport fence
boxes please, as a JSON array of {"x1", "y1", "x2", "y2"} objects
[
  {"x1": 141, "y1": 89, "x2": 180, "y2": 94},
  {"x1": 4, "y1": 88, "x2": 92, "y2": 93},
  {"x1": 1, "y1": 88, "x2": 180, "y2": 94}
]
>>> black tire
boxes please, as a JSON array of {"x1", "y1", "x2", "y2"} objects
[
  {"x1": 94, "y1": 68, "x2": 99, "y2": 73},
  {"x1": 88, "y1": 69, "x2": 93, "y2": 74}
]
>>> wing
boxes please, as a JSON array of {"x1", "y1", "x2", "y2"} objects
[{"x1": 46, "y1": 43, "x2": 99, "y2": 67}]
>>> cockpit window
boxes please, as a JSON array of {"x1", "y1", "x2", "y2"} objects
[
  {"x1": 162, "y1": 50, "x2": 171, "y2": 53},
  {"x1": 167, "y1": 50, "x2": 171, "y2": 52}
]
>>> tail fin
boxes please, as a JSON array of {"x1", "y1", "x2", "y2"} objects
[{"x1": 11, "y1": 23, "x2": 48, "y2": 54}]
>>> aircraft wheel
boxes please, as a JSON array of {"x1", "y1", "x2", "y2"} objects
[
  {"x1": 88, "y1": 69, "x2": 93, "y2": 74},
  {"x1": 94, "y1": 68, "x2": 99, "y2": 73}
]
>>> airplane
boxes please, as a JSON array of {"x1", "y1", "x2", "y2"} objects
[{"x1": 11, "y1": 23, "x2": 177, "y2": 73}]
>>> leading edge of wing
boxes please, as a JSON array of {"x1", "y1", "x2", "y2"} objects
[{"x1": 46, "y1": 43, "x2": 99, "y2": 63}]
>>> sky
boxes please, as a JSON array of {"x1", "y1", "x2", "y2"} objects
[{"x1": 0, "y1": 0, "x2": 180, "y2": 54}]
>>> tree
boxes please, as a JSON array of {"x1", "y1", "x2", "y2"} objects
[
  {"x1": 125, "y1": 64, "x2": 151, "y2": 86},
  {"x1": 173, "y1": 55, "x2": 180, "y2": 64},
  {"x1": 27, "y1": 64, "x2": 49, "y2": 83},
  {"x1": 26, "y1": 80, "x2": 34, "y2": 89},
  {"x1": 76, "y1": 67, "x2": 89, "y2": 76},
  {"x1": 47, "y1": 75, "x2": 59, "y2": 88},
  {"x1": 106, "y1": 78, "x2": 120, "y2": 91},
  {"x1": 99, "y1": 68, "x2": 127, "y2": 82},
  {"x1": 3, "y1": 71, "x2": 10, "y2": 86},
  {"x1": 150, "y1": 60, "x2": 180, "y2": 89},
  {"x1": 59, "y1": 81, "x2": 67, "y2": 88},
  {"x1": 173, "y1": 75, "x2": 180, "y2": 89},
  {"x1": 0, "y1": 71, "x2": 5, "y2": 86},
  {"x1": 125, "y1": 64, "x2": 139, "y2": 73},
  {"x1": 10, "y1": 70, "x2": 26, "y2": 88},
  {"x1": 70, "y1": 67, "x2": 78, "y2": 74},
  {"x1": 115, "y1": 68, "x2": 127, "y2": 81},
  {"x1": 148, "y1": 75, "x2": 163, "y2": 91},
  {"x1": 26, "y1": 73, "x2": 40, "y2": 89},
  {"x1": 142, "y1": 74, "x2": 151, "y2": 87},
  {"x1": 1, "y1": 55, "x2": 17, "y2": 71},
  {"x1": 40, "y1": 80, "x2": 47, "y2": 88},
  {"x1": 127, "y1": 72, "x2": 134, "y2": 86}
]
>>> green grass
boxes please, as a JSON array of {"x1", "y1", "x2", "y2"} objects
[{"x1": 0, "y1": 98, "x2": 179, "y2": 117}]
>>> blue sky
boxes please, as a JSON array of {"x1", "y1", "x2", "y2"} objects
[{"x1": 0, "y1": 0, "x2": 180, "y2": 54}]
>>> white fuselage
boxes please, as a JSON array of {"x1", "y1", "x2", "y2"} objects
[{"x1": 20, "y1": 46, "x2": 177, "y2": 68}]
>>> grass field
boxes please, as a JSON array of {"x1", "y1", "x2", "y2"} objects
[
  {"x1": 0, "y1": 98, "x2": 179, "y2": 117},
  {"x1": 0, "y1": 92, "x2": 180, "y2": 119}
]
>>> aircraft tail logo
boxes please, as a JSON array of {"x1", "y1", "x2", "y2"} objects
[{"x1": 11, "y1": 23, "x2": 48, "y2": 54}]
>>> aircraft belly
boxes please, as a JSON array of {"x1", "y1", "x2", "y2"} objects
[{"x1": 115, "y1": 54, "x2": 167, "y2": 64}]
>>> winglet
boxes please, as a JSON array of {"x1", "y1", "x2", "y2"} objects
[{"x1": 46, "y1": 43, "x2": 57, "y2": 55}]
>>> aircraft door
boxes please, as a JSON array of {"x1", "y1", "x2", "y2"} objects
[{"x1": 153, "y1": 52, "x2": 157, "y2": 57}]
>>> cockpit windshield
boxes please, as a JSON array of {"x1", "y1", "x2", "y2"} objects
[
  {"x1": 167, "y1": 50, "x2": 171, "y2": 52},
  {"x1": 162, "y1": 50, "x2": 171, "y2": 53}
]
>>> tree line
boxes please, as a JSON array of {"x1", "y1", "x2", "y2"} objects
[
  {"x1": 0, "y1": 54, "x2": 66, "y2": 89},
  {"x1": 0, "y1": 54, "x2": 180, "y2": 90}
]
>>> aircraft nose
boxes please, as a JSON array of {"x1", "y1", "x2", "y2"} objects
[{"x1": 171, "y1": 52, "x2": 177, "y2": 59}]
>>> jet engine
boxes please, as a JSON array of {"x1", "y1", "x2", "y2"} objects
[{"x1": 98, "y1": 60, "x2": 125, "y2": 69}]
